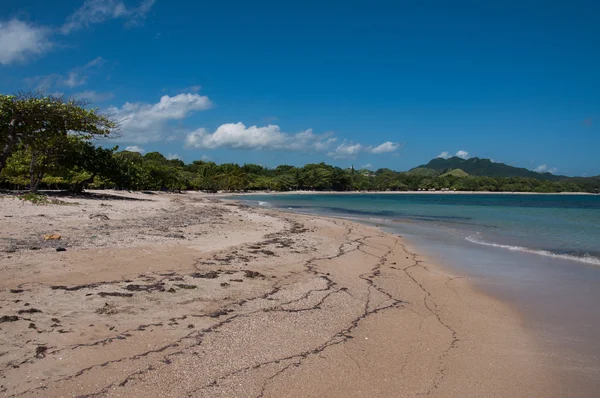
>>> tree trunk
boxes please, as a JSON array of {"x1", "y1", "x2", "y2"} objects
[
  {"x1": 70, "y1": 173, "x2": 95, "y2": 193},
  {"x1": 29, "y1": 152, "x2": 37, "y2": 192},
  {"x1": 28, "y1": 152, "x2": 45, "y2": 193}
]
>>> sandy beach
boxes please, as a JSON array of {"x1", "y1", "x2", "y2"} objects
[{"x1": 0, "y1": 191, "x2": 578, "y2": 397}]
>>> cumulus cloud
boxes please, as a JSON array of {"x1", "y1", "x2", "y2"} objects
[
  {"x1": 328, "y1": 142, "x2": 363, "y2": 159},
  {"x1": 535, "y1": 165, "x2": 558, "y2": 174},
  {"x1": 438, "y1": 150, "x2": 469, "y2": 159},
  {"x1": 185, "y1": 123, "x2": 337, "y2": 152},
  {"x1": 0, "y1": 19, "x2": 52, "y2": 65},
  {"x1": 125, "y1": 145, "x2": 145, "y2": 153},
  {"x1": 455, "y1": 150, "x2": 469, "y2": 159},
  {"x1": 1, "y1": 1, "x2": 155, "y2": 66},
  {"x1": 61, "y1": 0, "x2": 156, "y2": 34},
  {"x1": 370, "y1": 141, "x2": 400, "y2": 154},
  {"x1": 25, "y1": 57, "x2": 105, "y2": 89},
  {"x1": 185, "y1": 122, "x2": 401, "y2": 159},
  {"x1": 361, "y1": 164, "x2": 374, "y2": 169},
  {"x1": 73, "y1": 90, "x2": 115, "y2": 103},
  {"x1": 166, "y1": 153, "x2": 181, "y2": 160},
  {"x1": 109, "y1": 92, "x2": 212, "y2": 143},
  {"x1": 328, "y1": 141, "x2": 402, "y2": 158}
]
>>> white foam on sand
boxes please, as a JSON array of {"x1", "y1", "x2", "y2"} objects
[{"x1": 465, "y1": 235, "x2": 600, "y2": 266}]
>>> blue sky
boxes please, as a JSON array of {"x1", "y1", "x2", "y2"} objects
[{"x1": 1, "y1": 0, "x2": 598, "y2": 176}]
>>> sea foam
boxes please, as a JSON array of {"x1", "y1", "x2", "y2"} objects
[{"x1": 465, "y1": 236, "x2": 600, "y2": 266}]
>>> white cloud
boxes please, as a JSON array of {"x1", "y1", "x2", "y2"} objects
[
  {"x1": 328, "y1": 141, "x2": 401, "y2": 159},
  {"x1": 61, "y1": 0, "x2": 156, "y2": 34},
  {"x1": 1, "y1": 1, "x2": 155, "y2": 66},
  {"x1": 327, "y1": 141, "x2": 401, "y2": 159},
  {"x1": 370, "y1": 141, "x2": 400, "y2": 154},
  {"x1": 125, "y1": 145, "x2": 145, "y2": 153},
  {"x1": 439, "y1": 150, "x2": 469, "y2": 159},
  {"x1": 73, "y1": 90, "x2": 115, "y2": 102},
  {"x1": 361, "y1": 164, "x2": 374, "y2": 169},
  {"x1": 185, "y1": 122, "x2": 401, "y2": 160},
  {"x1": 65, "y1": 72, "x2": 87, "y2": 87},
  {"x1": 535, "y1": 165, "x2": 558, "y2": 174},
  {"x1": 328, "y1": 142, "x2": 363, "y2": 159},
  {"x1": 455, "y1": 150, "x2": 469, "y2": 159},
  {"x1": 0, "y1": 19, "x2": 52, "y2": 65},
  {"x1": 166, "y1": 153, "x2": 181, "y2": 160},
  {"x1": 25, "y1": 57, "x2": 105, "y2": 89},
  {"x1": 185, "y1": 123, "x2": 337, "y2": 152},
  {"x1": 109, "y1": 92, "x2": 212, "y2": 143}
]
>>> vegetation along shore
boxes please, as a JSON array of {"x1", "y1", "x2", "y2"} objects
[{"x1": 1, "y1": 94, "x2": 599, "y2": 195}]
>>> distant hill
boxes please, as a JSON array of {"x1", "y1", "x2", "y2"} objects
[
  {"x1": 405, "y1": 167, "x2": 438, "y2": 177},
  {"x1": 412, "y1": 157, "x2": 562, "y2": 181},
  {"x1": 439, "y1": 169, "x2": 469, "y2": 178}
]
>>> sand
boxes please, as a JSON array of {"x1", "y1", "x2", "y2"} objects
[{"x1": 0, "y1": 191, "x2": 576, "y2": 397}]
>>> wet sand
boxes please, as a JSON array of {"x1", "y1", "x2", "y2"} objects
[{"x1": 0, "y1": 191, "x2": 578, "y2": 397}]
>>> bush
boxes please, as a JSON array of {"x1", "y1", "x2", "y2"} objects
[{"x1": 18, "y1": 192, "x2": 49, "y2": 205}]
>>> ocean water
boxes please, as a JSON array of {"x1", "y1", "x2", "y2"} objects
[{"x1": 235, "y1": 193, "x2": 600, "y2": 389}]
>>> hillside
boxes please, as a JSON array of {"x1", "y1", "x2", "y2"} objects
[
  {"x1": 412, "y1": 157, "x2": 562, "y2": 181},
  {"x1": 439, "y1": 169, "x2": 469, "y2": 178},
  {"x1": 405, "y1": 167, "x2": 438, "y2": 177}
]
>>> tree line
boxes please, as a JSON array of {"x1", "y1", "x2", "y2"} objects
[{"x1": 1, "y1": 93, "x2": 598, "y2": 194}]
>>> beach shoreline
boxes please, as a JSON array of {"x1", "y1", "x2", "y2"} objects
[
  {"x1": 0, "y1": 190, "x2": 580, "y2": 397},
  {"x1": 213, "y1": 189, "x2": 596, "y2": 196}
]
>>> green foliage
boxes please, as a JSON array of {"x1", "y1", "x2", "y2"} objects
[
  {"x1": 1, "y1": 92, "x2": 117, "y2": 191},
  {"x1": 1, "y1": 148, "x2": 598, "y2": 193},
  {"x1": 439, "y1": 169, "x2": 469, "y2": 178},
  {"x1": 1, "y1": 97, "x2": 598, "y2": 194},
  {"x1": 17, "y1": 192, "x2": 49, "y2": 205},
  {"x1": 0, "y1": 148, "x2": 30, "y2": 186},
  {"x1": 406, "y1": 167, "x2": 439, "y2": 177}
]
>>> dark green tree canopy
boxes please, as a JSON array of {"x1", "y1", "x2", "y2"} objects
[{"x1": 1, "y1": 93, "x2": 116, "y2": 173}]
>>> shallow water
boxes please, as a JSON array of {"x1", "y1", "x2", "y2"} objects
[{"x1": 235, "y1": 193, "x2": 600, "y2": 390}]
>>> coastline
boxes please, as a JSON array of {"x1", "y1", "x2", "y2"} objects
[
  {"x1": 0, "y1": 191, "x2": 578, "y2": 397},
  {"x1": 214, "y1": 190, "x2": 597, "y2": 196}
]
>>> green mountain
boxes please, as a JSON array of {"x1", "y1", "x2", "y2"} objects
[
  {"x1": 439, "y1": 169, "x2": 469, "y2": 178},
  {"x1": 412, "y1": 157, "x2": 562, "y2": 181},
  {"x1": 405, "y1": 167, "x2": 438, "y2": 177}
]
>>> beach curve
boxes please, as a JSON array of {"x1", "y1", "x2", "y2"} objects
[{"x1": 0, "y1": 191, "x2": 576, "y2": 397}]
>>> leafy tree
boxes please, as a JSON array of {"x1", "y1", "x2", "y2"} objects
[
  {"x1": 54, "y1": 137, "x2": 118, "y2": 192},
  {"x1": 0, "y1": 147, "x2": 30, "y2": 188},
  {"x1": 1, "y1": 93, "x2": 116, "y2": 191}
]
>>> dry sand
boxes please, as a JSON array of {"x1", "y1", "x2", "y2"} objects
[{"x1": 0, "y1": 191, "x2": 576, "y2": 397}]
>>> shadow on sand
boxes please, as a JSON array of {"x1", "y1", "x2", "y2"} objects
[{"x1": 1, "y1": 190, "x2": 154, "y2": 202}]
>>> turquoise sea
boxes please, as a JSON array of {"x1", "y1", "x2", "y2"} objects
[{"x1": 235, "y1": 193, "x2": 600, "y2": 389}]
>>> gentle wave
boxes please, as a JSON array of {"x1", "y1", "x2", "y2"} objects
[
  {"x1": 257, "y1": 201, "x2": 272, "y2": 207},
  {"x1": 465, "y1": 236, "x2": 600, "y2": 266}
]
